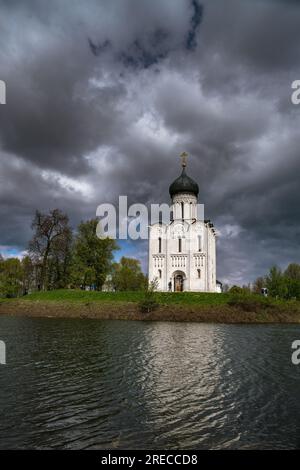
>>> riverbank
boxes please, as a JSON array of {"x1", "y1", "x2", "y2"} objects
[{"x1": 0, "y1": 290, "x2": 300, "y2": 323}]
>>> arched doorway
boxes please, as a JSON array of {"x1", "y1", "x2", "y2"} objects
[{"x1": 172, "y1": 271, "x2": 185, "y2": 292}]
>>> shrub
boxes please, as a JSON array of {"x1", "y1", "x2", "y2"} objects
[
  {"x1": 229, "y1": 285, "x2": 247, "y2": 295},
  {"x1": 139, "y1": 279, "x2": 159, "y2": 314},
  {"x1": 228, "y1": 294, "x2": 272, "y2": 312}
]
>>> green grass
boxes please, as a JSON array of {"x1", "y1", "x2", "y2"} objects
[
  {"x1": 2, "y1": 289, "x2": 300, "y2": 323},
  {"x1": 6, "y1": 289, "x2": 298, "y2": 312},
  {"x1": 20, "y1": 289, "x2": 230, "y2": 305}
]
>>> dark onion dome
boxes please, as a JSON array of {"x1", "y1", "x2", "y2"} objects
[{"x1": 169, "y1": 166, "x2": 199, "y2": 198}]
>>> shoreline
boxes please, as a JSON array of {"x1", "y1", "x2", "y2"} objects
[{"x1": 1, "y1": 299, "x2": 300, "y2": 323}]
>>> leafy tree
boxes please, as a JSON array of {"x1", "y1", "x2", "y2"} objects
[
  {"x1": 285, "y1": 277, "x2": 300, "y2": 300},
  {"x1": 284, "y1": 263, "x2": 300, "y2": 280},
  {"x1": 284, "y1": 263, "x2": 300, "y2": 300},
  {"x1": 0, "y1": 258, "x2": 23, "y2": 298},
  {"x1": 71, "y1": 219, "x2": 118, "y2": 290},
  {"x1": 253, "y1": 263, "x2": 300, "y2": 300},
  {"x1": 111, "y1": 257, "x2": 147, "y2": 291},
  {"x1": 21, "y1": 255, "x2": 35, "y2": 294},
  {"x1": 265, "y1": 266, "x2": 287, "y2": 299}
]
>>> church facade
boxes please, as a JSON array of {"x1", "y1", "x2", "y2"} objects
[{"x1": 148, "y1": 154, "x2": 217, "y2": 292}]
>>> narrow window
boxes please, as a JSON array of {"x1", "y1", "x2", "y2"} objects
[
  {"x1": 178, "y1": 238, "x2": 182, "y2": 253},
  {"x1": 181, "y1": 202, "x2": 184, "y2": 219},
  {"x1": 158, "y1": 237, "x2": 162, "y2": 253},
  {"x1": 158, "y1": 269, "x2": 162, "y2": 279},
  {"x1": 197, "y1": 269, "x2": 201, "y2": 279},
  {"x1": 198, "y1": 235, "x2": 201, "y2": 252}
]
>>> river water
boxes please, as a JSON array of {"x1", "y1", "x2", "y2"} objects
[{"x1": 0, "y1": 317, "x2": 300, "y2": 449}]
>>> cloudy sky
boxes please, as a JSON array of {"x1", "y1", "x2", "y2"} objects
[{"x1": 0, "y1": 0, "x2": 300, "y2": 285}]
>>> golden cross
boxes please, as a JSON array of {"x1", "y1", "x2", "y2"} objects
[{"x1": 180, "y1": 151, "x2": 188, "y2": 167}]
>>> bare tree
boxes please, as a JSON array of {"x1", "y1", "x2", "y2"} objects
[{"x1": 29, "y1": 209, "x2": 72, "y2": 290}]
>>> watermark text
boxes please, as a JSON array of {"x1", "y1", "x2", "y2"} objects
[
  {"x1": 291, "y1": 80, "x2": 300, "y2": 105},
  {"x1": 96, "y1": 196, "x2": 205, "y2": 240},
  {"x1": 291, "y1": 340, "x2": 300, "y2": 365},
  {"x1": 0, "y1": 340, "x2": 6, "y2": 365},
  {"x1": 0, "y1": 80, "x2": 6, "y2": 104}
]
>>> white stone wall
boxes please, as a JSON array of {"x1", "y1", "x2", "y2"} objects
[{"x1": 148, "y1": 192, "x2": 217, "y2": 292}]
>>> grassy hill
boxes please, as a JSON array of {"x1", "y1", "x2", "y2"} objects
[{"x1": 1, "y1": 289, "x2": 300, "y2": 323}]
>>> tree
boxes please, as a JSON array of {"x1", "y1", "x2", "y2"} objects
[
  {"x1": 285, "y1": 277, "x2": 300, "y2": 300},
  {"x1": 0, "y1": 258, "x2": 23, "y2": 298},
  {"x1": 284, "y1": 263, "x2": 300, "y2": 300},
  {"x1": 252, "y1": 276, "x2": 265, "y2": 294},
  {"x1": 242, "y1": 283, "x2": 251, "y2": 294},
  {"x1": 284, "y1": 263, "x2": 300, "y2": 280},
  {"x1": 253, "y1": 263, "x2": 300, "y2": 300},
  {"x1": 111, "y1": 257, "x2": 147, "y2": 291},
  {"x1": 139, "y1": 278, "x2": 159, "y2": 313},
  {"x1": 71, "y1": 219, "x2": 118, "y2": 290},
  {"x1": 21, "y1": 255, "x2": 34, "y2": 294},
  {"x1": 29, "y1": 209, "x2": 72, "y2": 290},
  {"x1": 47, "y1": 227, "x2": 73, "y2": 289},
  {"x1": 222, "y1": 283, "x2": 230, "y2": 293},
  {"x1": 265, "y1": 266, "x2": 287, "y2": 298}
]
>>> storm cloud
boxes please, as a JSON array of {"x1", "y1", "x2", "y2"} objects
[{"x1": 0, "y1": 0, "x2": 299, "y2": 284}]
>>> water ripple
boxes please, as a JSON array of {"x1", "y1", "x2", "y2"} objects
[{"x1": 0, "y1": 318, "x2": 300, "y2": 449}]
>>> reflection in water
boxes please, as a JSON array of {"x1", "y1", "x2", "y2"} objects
[{"x1": 0, "y1": 317, "x2": 300, "y2": 449}]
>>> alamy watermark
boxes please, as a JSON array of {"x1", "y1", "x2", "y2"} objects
[
  {"x1": 0, "y1": 340, "x2": 6, "y2": 365},
  {"x1": 0, "y1": 79, "x2": 6, "y2": 104},
  {"x1": 291, "y1": 340, "x2": 300, "y2": 365},
  {"x1": 96, "y1": 196, "x2": 205, "y2": 240},
  {"x1": 291, "y1": 80, "x2": 300, "y2": 105}
]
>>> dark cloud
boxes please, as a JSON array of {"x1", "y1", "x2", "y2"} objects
[
  {"x1": 88, "y1": 38, "x2": 111, "y2": 57},
  {"x1": 186, "y1": 0, "x2": 203, "y2": 50},
  {"x1": 0, "y1": 0, "x2": 300, "y2": 283}
]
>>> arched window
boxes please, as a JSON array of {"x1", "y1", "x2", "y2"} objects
[
  {"x1": 178, "y1": 238, "x2": 182, "y2": 253},
  {"x1": 158, "y1": 269, "x2": 162, "y2": 279},
  {"x1": 198, "y1": 235, "x2": 201, "y2": 252},
  {"x1": 158, "y1": 237, "x2": 162, "y2": 253},
  {"x1": 197, "y1": 269, "x2": 201, "y2": 279}
]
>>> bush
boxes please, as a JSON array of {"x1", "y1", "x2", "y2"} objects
[
  {"x1": 139, "y1": 279, "x2": 159, "y2": 314},
  {"x1": 229, "y1": 286, "x2": 247, "y2": 295},
  {"x1": 228, "y1": 294, "x2": 272, "y2": 312}
]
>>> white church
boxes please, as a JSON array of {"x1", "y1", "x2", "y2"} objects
[{"x1": 148, "y1": 153, "x2": 218, "y2": 292}]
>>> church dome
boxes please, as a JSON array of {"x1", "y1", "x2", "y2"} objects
[{"x1": 169, "y1": 166, "x2": 199, "y2": 198}]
